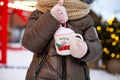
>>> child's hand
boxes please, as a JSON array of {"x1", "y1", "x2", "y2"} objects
[
  {"x1": 69, "y1": 35, "x2": 88, "y2": 58},
  {"x1": 50, "y1": 0, "x2": 68, "y2": 23}
]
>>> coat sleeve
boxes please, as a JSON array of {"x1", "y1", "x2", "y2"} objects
[
  {"x1": 80, "y1": 15, "x2": 103, "y2": 62},
  {"x1": 21, "y1": 10, "x2": 59, "y2": 53}
]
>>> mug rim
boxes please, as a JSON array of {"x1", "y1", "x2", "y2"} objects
[{"x1": 54, "y1": 32, "x2": 74, "y2": 36}]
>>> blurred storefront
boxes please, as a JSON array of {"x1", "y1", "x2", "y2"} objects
[{"x1": 0, "y1": 0, "x2": 36, "y2": 64}]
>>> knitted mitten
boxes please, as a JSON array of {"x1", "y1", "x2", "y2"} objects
[
  {"x1": 69, "y1": 35, "x2": 88, "y2": 58},
  {"x1": 50, "y1": 0, "x2": 68, "y2": 23}
]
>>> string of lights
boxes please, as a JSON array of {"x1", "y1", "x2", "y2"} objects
[
  {"x1": 96, "y1": 17, "x2": 120, "y2": 59},
  {"x1": 0, "y1": 1, "x2": 36, "y2": 12}
]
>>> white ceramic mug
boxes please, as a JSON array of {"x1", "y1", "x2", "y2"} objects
[{"x1": 54, "y1": 25, "x2": 83, "y2": 56}]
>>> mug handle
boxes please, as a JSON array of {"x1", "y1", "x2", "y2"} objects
[{"x1": 74, "y1": 33, "x2": 83, "y2": 41}]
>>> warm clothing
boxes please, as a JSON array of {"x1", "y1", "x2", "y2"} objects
[
  {"x1": 36, "y1": 0, "x2": 90, "y2": 20},
  {"x1": 22, "y1": 10, "x2": 103, "y2": 80},
  {"x1": 82, "y1": 0, "x2": 94, "y2": 4},
  {"x1": 50, "y1": 1, "x2": 68, "y2": 23}
]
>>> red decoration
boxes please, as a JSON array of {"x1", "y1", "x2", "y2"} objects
[
  {"x1": 58, "y1": 45, "x2": 70, "y2": 51},
  {"x1": 0, "y1": 0, "x2": 8, "y2": 64},
  {"x1": 9, "y1": 8, "x2": 31, "y2": 24},
  {"x1": 0, "y1": 0, "x2": 31, "y2": 64}
]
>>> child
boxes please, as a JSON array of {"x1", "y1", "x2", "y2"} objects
[{"x1": 22, "y1": 0, "x2": 103, "y2": 80}]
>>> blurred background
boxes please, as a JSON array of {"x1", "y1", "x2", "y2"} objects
[{"x1": 0, "y1": 0, "x2": 120, "y2": 80}]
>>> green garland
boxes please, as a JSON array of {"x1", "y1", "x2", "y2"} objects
[{"x1": 95, "y1": 18, "x2": 120, "y2": 60}]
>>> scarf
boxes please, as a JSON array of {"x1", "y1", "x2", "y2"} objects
[{"x1": 36, "y1": 0, "x2": 90, "y2": 20}]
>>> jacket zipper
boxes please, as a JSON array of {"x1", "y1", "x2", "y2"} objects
[{"x1": 62, "y1": 56, "x2": 66, "y2": 80}]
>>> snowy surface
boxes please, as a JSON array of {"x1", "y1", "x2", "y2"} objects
[
  {"x1": 90, "y1": 69, "x2": 120, "y2": 80},
  {"x1": 0, "y1": 49, "x2": 33, "y2": 80},
  {"x1": 0, "y1": 44, "x2": 120, "y2": 80}
]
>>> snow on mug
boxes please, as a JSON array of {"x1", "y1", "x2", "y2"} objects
[{"x1": 54, "y1": 25, "x2": 83, "y2": 56}]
